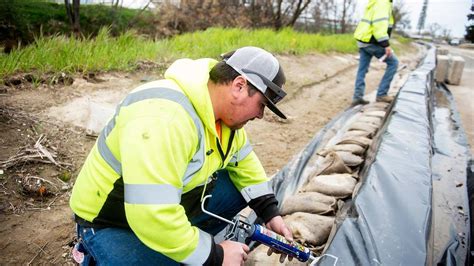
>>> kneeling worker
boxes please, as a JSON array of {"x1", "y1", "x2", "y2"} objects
[{"x1": 69, "y1": 46, "x2": 293, "y2": 265}]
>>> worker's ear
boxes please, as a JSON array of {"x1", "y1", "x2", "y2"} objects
[{"x1": 230, "y1": 76, "x2": 247, "y2": 99}]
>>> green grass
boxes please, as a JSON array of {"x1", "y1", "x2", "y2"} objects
[
  {"x1": 1, "y1": 28, "x2": 161, "y2": 77},
  {"x1": 162, "y1": 28, "x2": 358, "y2": 59},
  {"x1": 1, "y1": 27, "x2": 412, "y2": 79}
]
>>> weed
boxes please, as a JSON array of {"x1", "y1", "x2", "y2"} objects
[{"x1": 58, "y1": 171, "x2": 72, "y2": 182}]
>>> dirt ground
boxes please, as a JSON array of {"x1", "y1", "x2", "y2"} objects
[{"x1": 0, "y1": 42, "x2": 458, "y2": 264}]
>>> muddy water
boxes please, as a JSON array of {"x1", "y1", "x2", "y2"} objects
[{"x1": 430, "y1": 85, "x2": 471, "y2": 265}]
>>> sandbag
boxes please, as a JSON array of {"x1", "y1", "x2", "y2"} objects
[
  {"x1": 246, "y1": 244, "x2": 281, "y2": 265},
  {"x1": 319, "y1": 143, "x2": 366, "y2": 156},
  {"x1": 283, "y1": 212, "x2": 335, "y2": 246},
  {"x1": 348, "y1": 122, "x2": 378, "y2": 135},
  {"x1": 302, "y1": 173, "x2": 357, "y2": 198},
  {"x1": 280, "y1": 191, "x2": 337, "y2": 215},
  {"x1": 363, "y1": 110, "x2": 386, "y2": 118},
  {"x1": 246, "y1": 243, "x2": 319, "y2": 265},
  {"x1": 334, "y1": 151, "x2": 364, "y2": 167},
  {"x1": 362, "y1": 102, "x2": 389, "y2": 111},
  {"x1": 357, "y1": 115, "x2": 383, "y2": 126},
  {"x1": 315, "y1": 151, "x2": 351, "y2": 175},
  {"x1": 342, "y1": 129, "x2": 374, "y2": 139},
  {"x1": 371, "y1": 102, "x2": 390, "y2": 108},
  {"x1": 336, "y1": 136, "x2": 372, "y2": 148}
]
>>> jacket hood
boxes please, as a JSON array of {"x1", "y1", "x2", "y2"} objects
[
  {"x1": 164, "y1": 58, "x2": 219, "y2": 138},
  {"x1": 367, "y1": 0, "x2": 377, "y2": 8}
]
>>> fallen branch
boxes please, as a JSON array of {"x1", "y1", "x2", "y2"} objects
[
  {"x1": 34, "y1": 135, "x2": 59, "y2": 166},
  {"x1": 0, "y1": 135, "x2": 71, "y2": 170},
  {"x1": 27, "y1": 241, "x2": 49, "y2": 265}
]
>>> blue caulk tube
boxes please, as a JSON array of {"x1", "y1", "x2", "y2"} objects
[
  {"x1": 248, "y1": 224, "x2": 314, "y2": 262},
  {"x1": 200, "y1": 195, "x2": 317, "y2": 263}
]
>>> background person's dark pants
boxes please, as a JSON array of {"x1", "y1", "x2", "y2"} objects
[
  {"x1": 353, "y1": 43, "x2": 399, "y2": 100},
  {"x1": 76, "y1": 170, "x2": 247, "y2": 265}
]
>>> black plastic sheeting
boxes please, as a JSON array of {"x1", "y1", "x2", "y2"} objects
[{"x1": 267, "y1": 46, "x2": 472, "y2": 265}]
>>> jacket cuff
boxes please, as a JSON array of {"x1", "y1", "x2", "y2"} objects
[
  {"x1": 203, "y1": 240, "x2": 224, "y2": 266},
  {"x1": 379, "y1": 40, "x2": 390, "y2": 47},
  {"x1": 249, "y1": 194, "x2": 280, "y2": 223}
]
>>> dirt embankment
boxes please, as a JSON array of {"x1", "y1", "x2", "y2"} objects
[{"x1": 0, "y1": 43, "x2": 424, "y2": 264}]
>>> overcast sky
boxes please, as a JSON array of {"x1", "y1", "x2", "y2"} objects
[{"x1": 356, "y1": 0, "x2": 472, "y2": 38}]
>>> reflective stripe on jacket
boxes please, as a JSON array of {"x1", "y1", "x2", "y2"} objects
[
  {"x1": 69, "y1": 58, "x2": 272, "y2": 264},
  {"x1": 354, "y1": 0, "x2": 394, "y2": 47}
]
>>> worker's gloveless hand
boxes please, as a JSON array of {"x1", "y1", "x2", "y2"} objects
[
  {"x1": 220, "y1": 240, "x2": 249, "y2": 266},
  {"x1": 265, "y1": 216, "x2": 294, "y2": 263},
  {"x1": 385, "y1": 46, "x2": 392, "y2": 58}
]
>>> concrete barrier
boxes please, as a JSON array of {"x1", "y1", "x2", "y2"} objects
[
  {"x1": 436, "y1": 47, "x2": 449, "y2": 56},
  {"x1": 446, "y1": 55, "x2": 465, "y2": 85},
  {"x1": 435, "y1": 55, "x2": 449, "y2": 82}
]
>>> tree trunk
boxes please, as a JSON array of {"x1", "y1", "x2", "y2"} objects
[
  {"x1": 340, "y1": 0, "x2": 347, "y2": 33},
  {"x1": 64, "y1": 0, "x2": 81, "y2": 37},
  {"x1": 64, "y1": 0, "x2": 73, "y2": 26},
  {"x1": 274, "y1": 0, "x2": 283, "y2": 30},
  {"x1": 72, "y1": 0, "x2": 80, "y2": 36}
]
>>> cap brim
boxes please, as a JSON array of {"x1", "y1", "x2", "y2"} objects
[{"x1": 264, "y1": 96, "x2": 286, "y2": 119}]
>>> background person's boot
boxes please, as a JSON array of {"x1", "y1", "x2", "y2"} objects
[
  {"x1": 350, "y1": 98, "x2": 370, "y2": 107},
  {"x1": 376, "y1": 95, "x2": 394, "y2": 103}
]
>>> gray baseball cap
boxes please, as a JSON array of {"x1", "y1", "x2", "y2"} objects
[{"x1": 224, "y1": 46, "x2": 287, "y2": 119}]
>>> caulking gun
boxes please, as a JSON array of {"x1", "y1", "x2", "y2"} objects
[{"x1": 201, "y1": 195, "x2": 320, "y2": 264}]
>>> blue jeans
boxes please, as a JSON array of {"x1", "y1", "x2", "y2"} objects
[
  {"x1": 75, "y1": 170, "x2": 247, "y2": 265},
  {"x1": 353, "y1": 44, "x2": 399, "y2": 100}
]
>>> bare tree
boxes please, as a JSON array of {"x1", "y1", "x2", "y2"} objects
[
  {"x1": 439, "y1": 28, "x2": 452, "y2": 42},
  {"x1": 273, "y1": 0, "x2": 313, "y2": 30},
  {"x1": 426, "y1": 22, "x2": 442, "y2": 38},
  {"x1": 312, "y1": 0, "x2": 325, "y2": 32},
  {"x1": 392, "y1": 0, "x2": 411, "y2": 31},
  {"x1": 312, "y1": 0, "x2": 335, "y2": 33},
  {"x1": 64, "y1": 0, "x2": 80, "y2": 36},
  {"x1": 339, "y1": 0, "x2": 355, "y2": 33},
  {"x1": 288, "y1": 0, "x2": 313, "y2": 27},
  {"x1": 128, "y1": 0, "x2": 153, "y2": 28},
  {"x1": 330, "y1": 1, "x2": 338, "y2": 33}
]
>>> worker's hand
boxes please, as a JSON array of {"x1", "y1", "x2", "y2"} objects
[
  {"x1": 219, "y1": 240, "x2": 249, "y2": 266},
  {"x1": 385, "y1": 46, "x2": 392, "y2": 58},
  {"x1": 265, "y1": 216, "x2": 294, "y2": 263}
]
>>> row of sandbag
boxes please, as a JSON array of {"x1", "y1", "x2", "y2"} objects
[{"x1": 246, "y1": 102, "x2": 390, "y2": 265}]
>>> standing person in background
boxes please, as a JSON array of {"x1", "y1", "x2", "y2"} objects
[
  {"x1": 69, "y1": 46, "x2": 294, "y2": 265},
  {"x1": 351, "y1": 0, "x2": 399, "y2": 107}
]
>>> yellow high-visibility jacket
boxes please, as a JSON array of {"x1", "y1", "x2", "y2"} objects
[
  {"x1": 69, "y1": 58, "x2": 278, "y2": 264},
  {"x1": 354, "y1": 0, "x2": 394, "y2": 47}
]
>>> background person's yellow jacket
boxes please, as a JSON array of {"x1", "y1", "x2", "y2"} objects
[{"x1": 354, "y1": 0, "x2": 394, "y2": 47}]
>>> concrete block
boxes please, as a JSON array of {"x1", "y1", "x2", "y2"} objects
[
  {"x1": 435, "y1": 55, "x2": 449, "y2": 82},
  {"x1": 436, "y1": 48, "x2": 449, "y2": 56},
  {"x1": 446, "y1": 56, "x2": 465, "y2": 85}
]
